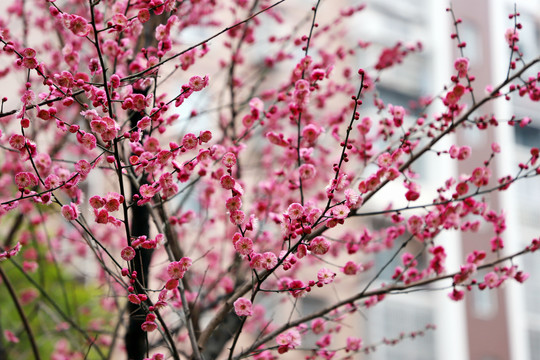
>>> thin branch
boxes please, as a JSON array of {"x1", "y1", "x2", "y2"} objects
[
  {"x1": 234, "y1": 246, "x2": 531, "y2": 359},
  {"x1": 6, "y1": 258, "x2": 106, "y2": 358},
  {"x1": 121, "y1": 0, "x2": 288, "y2": 82},
  {"x1": 0, "y1": 266, "x2": 41, "y2": 360}
]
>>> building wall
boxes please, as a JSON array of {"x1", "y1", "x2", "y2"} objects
[{"x1": 360, "y1": 0, "x2": 540, "y2": 359}]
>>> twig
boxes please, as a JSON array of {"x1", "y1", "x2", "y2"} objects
[{"x1": 0, "y1": 266, "x2": 41, "y2": 360}]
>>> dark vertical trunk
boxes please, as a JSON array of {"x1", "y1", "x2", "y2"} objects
[
  {"x1": 124, "y1": 208, "x2": 152, "y2": 360},
  {"x1": 123, "y1": 11, "x2": 169, "y2": 359},
  {"x1": 125, "y1": 96, "x2": 153, "y2": 360}
]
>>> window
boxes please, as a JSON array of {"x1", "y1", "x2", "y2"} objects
[
  {"x1": 514, "y1": 125, "x2": 540, "y2": 149},
  {"x1": 523, "y1": 252, "x2": 540, "y2": 315},
  {"x1": 511, "y1": 97, "x2": 540, "y2": 226},
  {"x1": 365, "y1": 214, "x2": 438, "y2": 359},
  {"x1": 471, "y1": 270, "x2": 498, "y2": 319}
]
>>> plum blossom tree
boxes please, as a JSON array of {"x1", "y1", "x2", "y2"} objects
[{"x1": 0, "y1": 0, "x2": 539, "y2": 359}]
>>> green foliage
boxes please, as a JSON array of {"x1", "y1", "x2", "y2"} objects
[{"x1": 0, "y1": 250, "x2": 114, "y2": 359}]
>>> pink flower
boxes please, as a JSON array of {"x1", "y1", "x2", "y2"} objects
[
  {"x1": 484, "y1": 272, "x2": 500, "y2": 289},
  {"x1": 165, "y1": 279, "x2": 179, "y2": 290},
  {"x1": 137, "y1": 9, "x2": 150, "y2": 24},
  {"x1": 456, "y1": 182, "x2": 469, "y2": 196},
  {"x1": 128, "y1": 294, "x2": 141, "y2": 304},
  {"x1": 311, "y1": 318, "x2": 325, "y2": 334},
  {"x1": 199, "y1": 130, "x2": 212, "y2": 143},
  {"x1": 242, "y1": 114, "x2": 255, "y2": 127},
  {"x1": 178, "y1": 257, "x2": 192, "y2": 271},
  {"x1": 94, "y1": 209, "x2": 109, "y2": 224},
  {"x1": 137, "y1": 116, "x2": 152, "y2": 130},
  {"x1": 490, "y1": 236, "x2": 504, "y2": 251},
  {"x1": 61, "y1": 203, "x2": 79, "y2": 221},
  {"x1": 454, "y1": 57, "x2": 469, "y2": 77},
  {"x1": 505, "y1": 28, "x2": 519, "y2": 45},
  {"x1": 302, "y1": 124, "x2": 321, "y2": 144},
  {"x1": 112, "y1": 13, "x2": 128, "y2": 27},
  {"x1": 139, "y1": 184, "x2": 158, "y2": 199},
  {"x1": 4, "y1": 330, "x2": 19, "y2": 343},
  {"x1": 90, "y1": 119, "x2": 107, "y2": 134},
  {"x1": 377, "y1": 152, "x2": 392, "y2": 168},
  {"x1": 458, "y1": 146, "x2": 472, "y2": 160},
  {"x1": 287, "y1": 203, "x2": 304, "y2": 220},
  {"x1": 75, "y1": 159, "x2": 92, "y2": 177},
  {"x1": 222, "y1": 152, "x2": 237, "y2": 168},
  {"x1": 226, "y1": 196, "x2": 242, "y2": 211},
  {"x1": 288, "y1": 280, "x2": 307, "y2": 298},
  {"x1": 121, "y1": 246, "x2": 136, "y2": 261},
  {"x1": 230, "y1": 210, "x2": 245, "y2": 225},
  {"x1": 405, "y1": 189, "x2": 420, "y2": 201},
  {"x1": 317, "y1": 268, "x2": 336, "y2": 284},
  {"x1": 167, "y1": 258, "x2": 192, "y2": 279},
  {"x1": 0, "y1": 242, "x2": 22, "y2": 262},
  {"x1": 20, "y1": 289, "x2": 38, "y2": 305},
  {"x1": 15, "y1": 172, "x2": 38, "y2": 189},
  {"x1": 471, "y1": 167, "x2": 491, "y2": 187},
  {"x1": 298, "y1": 163, "x2": 317, "y2": 180},
  {"x1": 22, "y1": 47, "x2": 36, "y2": 58},
  {"x1": 297, "y1": 244, "x2": 308, "y2": 258},
  {"x1": 344, "y1": 189, "x2": 362, "y2": 208},
  {"x1": 295, "y1": 79, "x2": 310, "y2": 92},
  {"x1": 389, "y1": 104, "x2": 405, "y2": 127},
  {"x1": 386, "y1": 167, "x2": 400, "y2": 181},
  {"x1": 262, "y1": 252, "x2": 277, "y2": 269},
  {"x1": 234, "y1": 236, "x2": 253, "y2": 255},
  {"x1": 316, "y1": 334, "x2": 331, "y2": 348},
  {"x1": 449, "y1": 144, "x2": 459, "y2": 159},
  {"x1": 406, "y1": 215, "x2": 424, "y2": 235},
  {"x1": 276, "y1": 329, "x2": 301, "y2": 351},
  {"x1": 346, "y1": 337, "x2": 362, "y2": 352},
  {"x1": 446, "y1": 84, "x2": 466, "y2": 104},
  {"x1": 515, "y1": 271, "x2": 529, "y2": 283},
  {"x1": 182, "y1": 133, "x2": 198, "y2": 150},
  {"x1": 266, "y1": 131, "x2": 288, "y2": 146},
  {"x1": 220, "y1": 175, "x2": 235, "y2": 190},
  {"x1": 105, "y1": 197, "x2": 121, "y2": 212},
  {"x1": 81, "y1": 133, "x2": 97, "y2": 150},
  {"x1": 68, "y1": 15, "x2": 91, "y2": 37},
  {"x1": 167, "y1": 262, "x2": 185, "y2": 280},
  {"x1": 331, "y1": 204, "x2": 349, "y2": 219},
  {"x1": 448, "y1": 288, "x2": 465, "y2": 301},
  {"x1": 189, "y1": 75, "x2": 209, "y2": 91},
  {"x1": 375, "y1": 45, "x2": 404, "y2": 70},
  {"x1": 249, "y1": 253, "x2": 264, "y2": 270},
  {"x1": 342, "y1": 261, "x2": 360, "y2": 275},
  {"x1": 9, "y1": 134, "x2": 26, "y2": 150},
  {"x1": 310, "y1": 237, "x2": 331, "y2": 255},
  {"x1": 141, "y1": 321, "x2": 157, "y2": 332},
  {"x1": 249, "y1": 97, "x2": 264, "y2": 118},
  {"x1": 233, "y1": 297, "x2": 253, "y2": 316}
]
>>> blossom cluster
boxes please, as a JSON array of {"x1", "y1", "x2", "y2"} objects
[{"x1": 0, "y1": 1, "x2": 538, "y2": 360}]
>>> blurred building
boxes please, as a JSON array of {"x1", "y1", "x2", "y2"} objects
[{"x1": 352, "y1": 1, "x2": 540, "y2": 360}]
